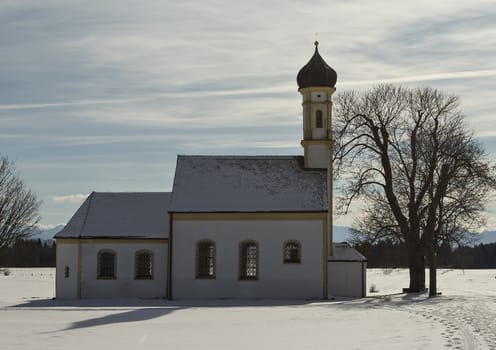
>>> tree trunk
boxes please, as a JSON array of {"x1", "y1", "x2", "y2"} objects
[
  {"x1": 427, "y1": 250, "x2": 437, "y2": 297},
  {"x1": 407, "y1": 245, "x2": 426, "y2": 292}
]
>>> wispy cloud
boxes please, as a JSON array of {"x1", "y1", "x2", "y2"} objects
[
  {"x1": 2, "y1": 0, "x2": 496, "y2": 226},
  {"x1": 342, "y1": 69, "x2": 496, "y2": 86},
  {"x1": 51, "y1": 194, "x2": 89, "y2": 204},
  {"x1": 482, "y1": 199, "x2": 496, "y2": 231}
]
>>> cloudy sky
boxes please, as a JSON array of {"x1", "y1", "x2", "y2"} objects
[{"x1": 1, "y1": 0, "x2": 496, "y2": 229}]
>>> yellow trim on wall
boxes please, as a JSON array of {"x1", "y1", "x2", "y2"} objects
[
  {"x1": 303, "y1": 100, "x2": 312, "y2": 139},
  {"x1": 322, "y1": 216, "x2": 328, "y2": 299},
  {"x1": 301, "y1": 140, "x2": 333, "y2": 146},
  {"x1": 303, "y1": 147, "x2": 309, "y2": 168},
  {"x1": 298, "y1": 86, "x2": 336, "y2": 96},
  {"x1": 77, "y1": 240, "x2": 81, "y2": 299},
  {"x1": 328, "y1": 139, "x2": 334, "y2": 257},
  {"x1": 172, "y1": 212, "x2": 326, "y2": 221},
  {"x1": 168, "y1": 213, "x2": 174, "y2": 300}
]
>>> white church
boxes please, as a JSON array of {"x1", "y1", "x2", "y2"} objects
[{"x1": 55, "y1": 42, "x2": 367, "y2": 300}]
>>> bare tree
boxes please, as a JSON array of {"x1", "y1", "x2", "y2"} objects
[
  {"x1": 334, "y1": 85, "x2": 496, "y2": 295},
  {"x1": 421, "y1": 117, "x2": 495, "y2": 295},
  {"x1": 0, "y1": 155, "x2": 41, "y2": 250}
]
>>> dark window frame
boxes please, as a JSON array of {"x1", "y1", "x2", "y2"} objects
[
  {"x1": 316, "y1": 110, "x2": 323, "y2": 128},
  {"x1": 283, "y1": 240, "x2": 302, "y2": 264},
  {"x1": 97, "y1": 249, "x2": 116, "y2": 279},
  {"x1": 135, "y1": 250, "x2": 154, "y2": 280},
  {"x1": 196, "y1": 240, "x2": 216, "y2": 279},
  {"x1": 239, "y1": 240, "x2": 259, "y2": 280}
]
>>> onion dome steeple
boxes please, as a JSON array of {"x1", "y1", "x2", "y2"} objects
[{"x1": 297, "y1": 41, "x2": 337, "y2": 89}]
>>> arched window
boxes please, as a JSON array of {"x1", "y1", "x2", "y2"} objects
[
  {"x1": 316, "y1": 110, "x2": 323, "y2": 128},
  {"x1": 239, "y1": 241, "x2": 258, "y2": 280},
  {"x1": 135, "y1": 250, "x2": 153, "y2": 280},
  {"x1": 97, "y1": 249, "x2": 116, "y2": 279},
  {"x1": 283, "y1": 241, "x2": 301, "y2": 264},
  {"x1": 196, "y1": 240, "x2": 216, "y2": 278}
]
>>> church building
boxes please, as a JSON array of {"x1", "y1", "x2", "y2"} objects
[{"x1": 55, "y1": 43, "x2": 367, "y2": 300}]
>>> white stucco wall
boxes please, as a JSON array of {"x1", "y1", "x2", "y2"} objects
[
  {"x1": 306, "y1": 144, "x2": 329, "y2": 169},
  {"x1": 56, "y1": 240, "x2": 168, "y2": 299},
  {"x1": 328, "y1": 261, "x2": 366, "y2": 298},
  {"x1": 56, "y1": 242, "x2": 79, "y2": 299},
  {"x1": 171, "y1": 218, "x2": 326, "y2": 299},
  {"x1": 80, "y1": 241, "x2": 168, "y2": 299}
]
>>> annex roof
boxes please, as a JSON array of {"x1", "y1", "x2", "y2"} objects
[
  {"x1": 55, "y1": 192, "x2": 171, "y2": 239},
  {"x1": 329, "y1": 243, "x2": 367, "y2": 262},
  {"x1": 169, "y1": 155, "x2": 328, "y2": 213}
]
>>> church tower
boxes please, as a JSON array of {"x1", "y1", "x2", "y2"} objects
[{"x1": 297, "y1": 41, "x2": 337, "y2": 169}]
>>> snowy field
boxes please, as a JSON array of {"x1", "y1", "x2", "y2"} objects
[{"x1": 1, "y1": 268, "x2": 496, "y2": 349}]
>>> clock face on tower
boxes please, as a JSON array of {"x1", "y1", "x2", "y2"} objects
[{"x1": 311, "y1": 92, "x2": 327, "y2": 102}]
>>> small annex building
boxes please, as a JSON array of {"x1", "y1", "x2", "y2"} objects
[
  {"x1": 328, "y1": 243, "x2": 367, "y2": 298},
  {"x1": 55, "y1": 42, "x2": 367, "y2": 300},
  {"x1": 55, "y1": 192, "x2": 170, "y2": 299}
]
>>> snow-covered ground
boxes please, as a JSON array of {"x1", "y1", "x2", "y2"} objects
[{"x1": 1, "y1": 268, "x2": 495, "y2": 349}]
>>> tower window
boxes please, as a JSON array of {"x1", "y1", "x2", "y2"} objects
[{"x1": 316, "y1": 110, "x2": 323, "y2": 128}]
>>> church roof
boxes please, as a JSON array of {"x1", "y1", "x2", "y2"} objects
[
  {"x1": 55, "y1": 192, "x2": 171, "y2": 239},
  {"x1": 169, "y1": 155, "x2": 328, "y2": 213},
  {"x1": 297, "y1": 41, "x2": 337, "y2": 89}
]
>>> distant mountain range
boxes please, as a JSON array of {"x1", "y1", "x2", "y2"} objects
[
  {"x1": 333, "y1": 226, "x2": 353, "y2": 243},
  {"x1": 474, "y1": 231, "x2": 496, "y2": 245},
  {"x1": 31, "y1": 224, "x2": 496, "y2": 245},
  {"x1": 32, "y1": 224, "x2": 65, "y2": 242}
]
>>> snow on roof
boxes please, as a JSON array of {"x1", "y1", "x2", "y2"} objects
[
  {"x1": 55, "y1": 192, "x2": 171, "y2": 239},
  {"x1": 169, "y1": 155, "x2": 328, "y2": 213},
  {"x1": 329, "y1": 242, "x2": 367, "y2": 262}
]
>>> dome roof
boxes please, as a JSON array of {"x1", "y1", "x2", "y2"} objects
[{"x1": 297, "y1": 41, "x2": 337, "y2": 89}]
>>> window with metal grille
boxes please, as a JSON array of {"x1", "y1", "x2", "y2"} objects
[
  {"x1": 135, "y1": 250, "x2": 153, "y2": 280},
  {"x1": 316, "y1": 110, "x2": 323, "y2": 128},
  {"x1": 239, "y1": 241, "x2": 258, "y2": 280},
  {"x1": 283, "y1": 241, "x2": 301, "y2": 263},
  {"x1": 197, "y1": 240, "x2": 216, "y2": 278},
  {"x1": 97, "y1": 250, "x2": 116, "y2": 279}
]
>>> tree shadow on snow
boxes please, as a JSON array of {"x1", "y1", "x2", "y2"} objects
[
  {"x1": 62, "y1": 307, "x2": 178, "y2": 331},
  {"x1": 10, "y1": 299, "x2": 182, "y2": 331},
  {"x1": 9, "y1": 298, "x2": 318, "y2": 331},
  {"x1": 326, "y1": 292, "x2": 456, "y2": 311},
  {"x1": 11, "y1": 298, "x2": 316, "y2": 309}
]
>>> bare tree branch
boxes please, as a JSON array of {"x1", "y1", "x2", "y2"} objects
[{"x1": 0, "y1": 155, "x2": 41, "y2": 250}]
